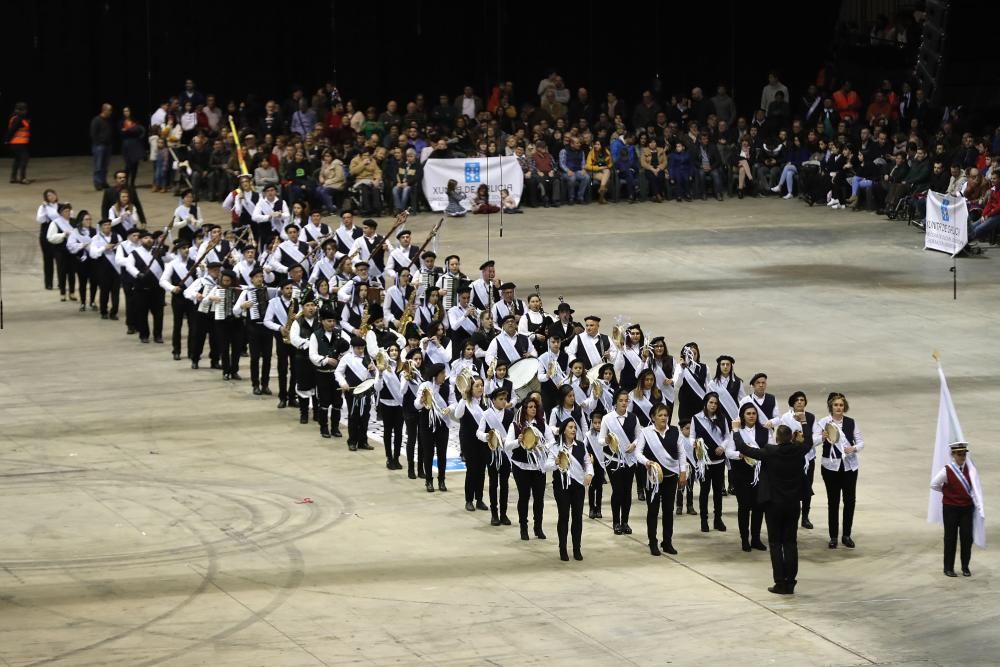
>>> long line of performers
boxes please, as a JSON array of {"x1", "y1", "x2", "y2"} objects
[{"x1": 37, "y1": 185, "x2": 865, "y2": 587}]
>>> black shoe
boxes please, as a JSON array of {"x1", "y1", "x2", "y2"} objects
[
  {"x1": 751, "y1": 541, "x2": 768, "y2": 551},
  {"x1": 320, "y1": 425, "x2": 331, "y2": 438},
  {"x1": 560, "y1": 548, "x2": 570, "y2": 562},
  {"x1": 742, "y1": 541, "x2": 752, "y2": 552},
  {"x1": 944, "y1": 569, "x2": 958, "y2": 577},
  {"x1": 613, "y1": 524, "x2": 623, "y2": 535},
  {"x1": 79, "y1": 304, "x2": 86, "y2": 312},
  {"x1": 230, "y1": 373, "x2": 243, "y2": 381},
  {"x1": 140, "y1": 337, "x2": 150, "y2": 344},
  {"x1": 172, "y1": 352, "x2": 181, "y2": 361},
  {"x1": 154, "y1": 337, "x2": 164, "y2": 344},
  {"x1": 500, "y1": 515, "x2": 511, "y2": 525},
  {"x1": 222, "y1": 373, "x2": 231, "y2": 381},
  {"x1": 426, "y1": 482, "x2": 435, "y2": 493},
  {"x1": 490, "y1": 515, "x2": 501, "y2": 526},
  {"x1": 701, "y1": 521, "x2": 710, "y2": 533},
  {"x1": 573, "y1": 549, "x2": 583, "y2": 561},
  {"x1": 127, "y1": 327, "x2": 136, "y2": 335},
  {"x1": 661, "y1": 542, "x2": 677, "y2": 555},
  {"x1": 676, "y1": 505, "x2": 683, "y2": 516},
  {"x1": 721, "y1": 489, "x2": 728, "y2": 497},
  {"x1": 801, "y1": 517, "x2": 814, "y2": 529},
  {"x1": 829, "y1": 539, "x2": 838, "y2": 549},
  {"x1": 534, "y1": 525, "x2": 546, "y2": 539},
  {"x1": 737, "y1": 190, "x2": 744, "y2": 199},
  {"x1": 768, "y1": 584, "x2": 788, "y2": 595},
  {"x1": 637, "y1": 491, "x2": 645, "y2": 501},
  {"x1": 622, "y1": 524, "x2": 632, "y2": 535},
  {"x1": 649, "y1": 542, "x2": 661, "y2": 556},
  {"x1": 714, "y1": 518, "x2": 727, "y2": 532},
  {"x1": 358, "y1": 442, "x2": 374, "y2": 450},
  {"x1": 841, "y1": 536, "x2": 855, "y2": 549},
  {"x1": 962, "y1": 567, "x2": 972, "y2": 577},
  {"x1": 476, "y1": 500, "x2": 489, "y2": 511},
  {"x1": 288, "y1": 397, "x2": 298, "y2": 407},
  {"x1": 109, "y1": 314, "x2": 119, "y2": 320},
  {"x1": 438, "y1": 481, "x2": 447, "y2": 492},
  {"x1": 348, "y1": 442, "x2": 357, "y2": 451},
  {"x1": 465, "y1": 502, "x2": 475, "y2": 512},
  {"x1": 253, "y1": 387, "x2": 262, "y2": 395},
  {"x1": 101, "y1": 314, "x2": 109, "y2": 320},
  {"x1": 210, "y1": 361, "x2": 222, "y2": 370},
  {"x1": 687, "y1": 506, "x2": 697, "y2": 516},
  {"x1": 277, "y1": 400, "x2": 287, "y2": 408},
  {"x1": 191, "y1": 361, "x2": 199, "y2": 369},
  {"x1": 261, "y1": 387, "x2": 273, "y2": 395},
  {"x1": 595, "y1": 509, "x2": 602, "y2": 518},
  {"x1": 332, "y1": 429, "x2": 343, "y2": 438},
  {"x1": 520, "y1": 525, "x2": 529, "y2": 540},
  {"x1": 407, "y1": 467, "x2": 417, "y2": 480},
  {"x1": 390, "y1": 459, "x2": 403, "y2": 470},
  {"x1": 589, "y1": 508, "x2": 597, "y2": 519}
]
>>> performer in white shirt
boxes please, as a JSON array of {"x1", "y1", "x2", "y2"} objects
[
  {"x1": 221, "y1": 173, "x2": 259, "y2": 236},
  {"x1": 159, "y1": 238, "x2": 197, "y2": 360},
  {"x1": 414, "y1": 362, "x2": 456, "y2": 493},
  {"x1": 268, "y1": 223, "x2": 312, "y2": 276},
  {"x1": 692, "y1": 392, "x2": 731, "y2": 533},
  {"x1": 251, "y1": 184, "x2": 289, "y2": 245},
  {"x1": 930, "y1": 441, "x2": 984, "y2": 578},
  {"x1": 740, "y1": 373, "x2": 780, "y2": 428},
  {"x1": 726, "y1": 402, "x2": 773, "y2": 552},
  {"x1": 778, "y1": 391, "x2": 817, "y2": 529},
  {"x1": 813, "y1": 392, "x2": 864, "y2": 550},
  {"x1": 504, "y1": 396, "x2": 555, "y2": 540},
  {"x1": 635, "y1": 403, "x2": 688, "y2": 556},
  {"x1": 89, "y1": 218, "x2": 123, "y2": 320},
  {"x1": 599, "y1": 389, "x2": 642, "y2": 536},
  {"x1": 477, "y1": 387, "x2": 516, "y2": 525},
  {"x1": 545, "y1": 419, "x2": 594, "y2": 562},
  {"x1": 565, "y1": 315, "x2": 618, "y2": 370},
  {"x1": 46, "y1": 202, "x2": 76, "y2": 300},
  {"x1": 36, "y1": 188, "x2": 60, "y2": 290}
]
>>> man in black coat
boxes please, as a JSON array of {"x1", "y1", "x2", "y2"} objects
[{"x1": 734, "y1": 424, "x2": 819, "y2": 595}]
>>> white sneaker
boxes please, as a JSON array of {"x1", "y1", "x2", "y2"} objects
[
  {"x1": 827, "y1": 198, "x2": 838, "y2": 207},
  {"x1": 783, "y1": 193, "x2": 794, "y2": 200},
  {"x1": 831, "y1": 203, "x2": 842, "y2": 209},
  {"x1": 770, "y1": 185, "x2": 781, "y2": 193}
]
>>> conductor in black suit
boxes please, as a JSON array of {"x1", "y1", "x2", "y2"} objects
[{"x1": 734, "y1": 424, "x2": 820, "y2": 595}]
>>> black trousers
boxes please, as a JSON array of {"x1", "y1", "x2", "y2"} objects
[
  {"x1": 246, "y1": 321, "x2": 273, "y2": 389},
  {"x1": 588, "y1": 466, "x2": 606, "y2": 511},
  {"x1": 169, "y1": 292, "x2": 193, "y2": 357},
  {"x1": 10, "y1": 144, "x2": 29, "y2": 182},
  {"x1": 733, "y1": 467, "x2": 764, "y2": 544},
  {"x1": 52, "y1": 244, "x2": 74, "y2": 295},
  {"x1": 96, "y1": 262, "x2": 120, "y2": 317},
  {"x1": 39, "y1": 226, "x2": 55, "y2": 289},
  {"x1": 512, "y1": 466, "x2": 545, "y2": 527},
  {"x1": 646, "y1": 475, "x2": 679, "y2": 546},
  {"x1": 344, "y1": 391, "x2": 373, "y2": 447},
  {"x1": 676, "y1": 474, "x2": 695, "y2": 508},
  {"x1": 214, "y1": 318, "x2": 242, "y2": 374},
  {"x1": 190, "y1": 312, "x2": 218, "y2": 364},
  {"x1": 553, "y1": 474, "x2": 585, "y2": 551},
  {"x1": 294, "y1": 353, "x2": 316, "y2": 396},
  {"x1": 609, "y1": 465, "x2": 634, "y2": 526},
  {"x1": 463, "y1": 435, "x2": 487, "y2": 503},
  {"x1": 764, "y1": 502, "x2": 800, "y2": 586},
  {"x1": 942, "y1": 504, "x2": 973, "y2": 571},
  {"x1": 821, "y1": 466, "x2": 858, "y2": 539},
  {"x1": 699, "y1": 462, "x2": 726, "y2": 521},
  {"x1": 275, "y1": 338, "x2": 295, "y2": 400},
  {"x1": 488, "y1": 455, "x2": 511, "y2": 517},
  {"x1": 381, "y1": 404, "x2": 403, "y2": 460},
  {"x1": 132, "y1": 285, "x2": 164, "y2": 340},
  {"x1": 75, "y1": 260, "x2": 97, "y2": 304},
  {"x1": 418, "y1": 418, "x2": 449, "y2": 482},
  {"x1": 403, "y1": 409, "x2": 420, "y2": 469},
  {"x1": 122, "y1": 281, "x2": 137, "y2": 330},
  {"x1": 634, "y1": 464, "x2": 646, "y2": 498},
  {"x1": 314, "y1": 371, "x2": 342, "y2": 429},
  {"x1": 801, "y1": 459, "x2": 816, "y2": 517}
]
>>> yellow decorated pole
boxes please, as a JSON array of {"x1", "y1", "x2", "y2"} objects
[{"x1": 228, "y1": 115, "x2": 249, "y2": 176}]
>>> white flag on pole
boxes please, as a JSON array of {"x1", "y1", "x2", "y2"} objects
[{"x1": 928, "y1": 362, "x2": 986, "y2": 547}]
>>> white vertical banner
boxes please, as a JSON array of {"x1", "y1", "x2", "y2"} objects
[
  {"x1": 924, "y1": 190, "x2": 968, "y2": 256},
  {"x1": 421, "y1": 157, "x2": 524, "y2": 212}
]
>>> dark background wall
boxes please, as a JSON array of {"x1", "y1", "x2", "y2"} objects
[{"x1": 7, "y1": 0, "x2": 847, "y2": 156}]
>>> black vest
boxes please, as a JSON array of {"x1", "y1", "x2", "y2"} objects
[
  {"x1": 642, "y1": 426, "x2": 681, "y2": 471},
  {"x1": 822, "y1": 416, "x2": 856, "y2": 459}
]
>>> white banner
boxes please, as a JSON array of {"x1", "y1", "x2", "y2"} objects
[
  {"x1": 924, "y1": 190, "x2": 968, "y2": 256},
  {"x1": 421, "y1": 157, "x2": 524, "y2": 212}
]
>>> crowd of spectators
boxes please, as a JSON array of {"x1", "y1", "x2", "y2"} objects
[{"x1": 87, "y1": 72, "x2": 1000, "y2": 246}]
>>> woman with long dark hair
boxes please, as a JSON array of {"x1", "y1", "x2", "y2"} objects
[
  {"x1": 727, "y1": 403, "x2": 771, "y2": 552},
  {"x1": 453, "y1": 375, "x2": 489, "y2": 512},
  {"x1": 599, "y1": 389, "x2": 642, "y2": 535},
  {"x1": 66, "y1": 210, "x2": 97, "y2": 311},
  {"x1": 545, "y1": 419, "x2": 594, "y2": 561},
  {"x1": 35, "y1": 188, "x2": 59, "y2": 290},
  {"x1": 400, "y1": 349, "x2": 424, "y2": 479},
  {"x1": 375, "y1": 342, "x2": 405, "y2": 471},
  {"x1": 477, "y1": 387, "x2": 515, "y2": 526},
  {"x1": 648, "y1": 336, "x2": 675, "y2": 422},
  {"x1": 504, "y1": 396, "x2": 554, "y2": 540},
  {"x1": 672, "y1": 342, "x2": 707, "y2": 422},
  {"x1": 692, "y1": 392, "x2": 730, "y2": 533}
]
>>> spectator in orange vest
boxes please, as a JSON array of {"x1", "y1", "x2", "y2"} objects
[
  {"x1": 832, "y1": 82, "x2": 861, "y2": 123},
  {"x1": 6, "y1": 101, "x2": 31, "y2": 184}
]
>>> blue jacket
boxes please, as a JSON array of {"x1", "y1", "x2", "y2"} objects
[{"x1": 668, "y1": 150, "x2": 691, "y2": 178}]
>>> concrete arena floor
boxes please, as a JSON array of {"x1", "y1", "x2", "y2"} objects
[{"x1": 1, "y1": 157, "x2": 998, "y2": 667}]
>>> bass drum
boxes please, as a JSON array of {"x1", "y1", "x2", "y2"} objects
[{"x1": 508, "y1": 357, "x2": 541, "y2": 404}]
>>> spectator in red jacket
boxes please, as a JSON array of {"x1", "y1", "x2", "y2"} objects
[
  {"x1": 968, "y1": 171, "x2": 1000, "y2": 243},
  {"x1": 832, "y1": 82, "x2": 861, "y2": 123}
]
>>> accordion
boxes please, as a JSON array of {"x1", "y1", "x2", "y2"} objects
[
  {"x1": 248, "y1": 287, "x2": 269, "y2": 321},
  {"x1": 213, "y1": 287, "x2": 237, "y2": 320}
]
